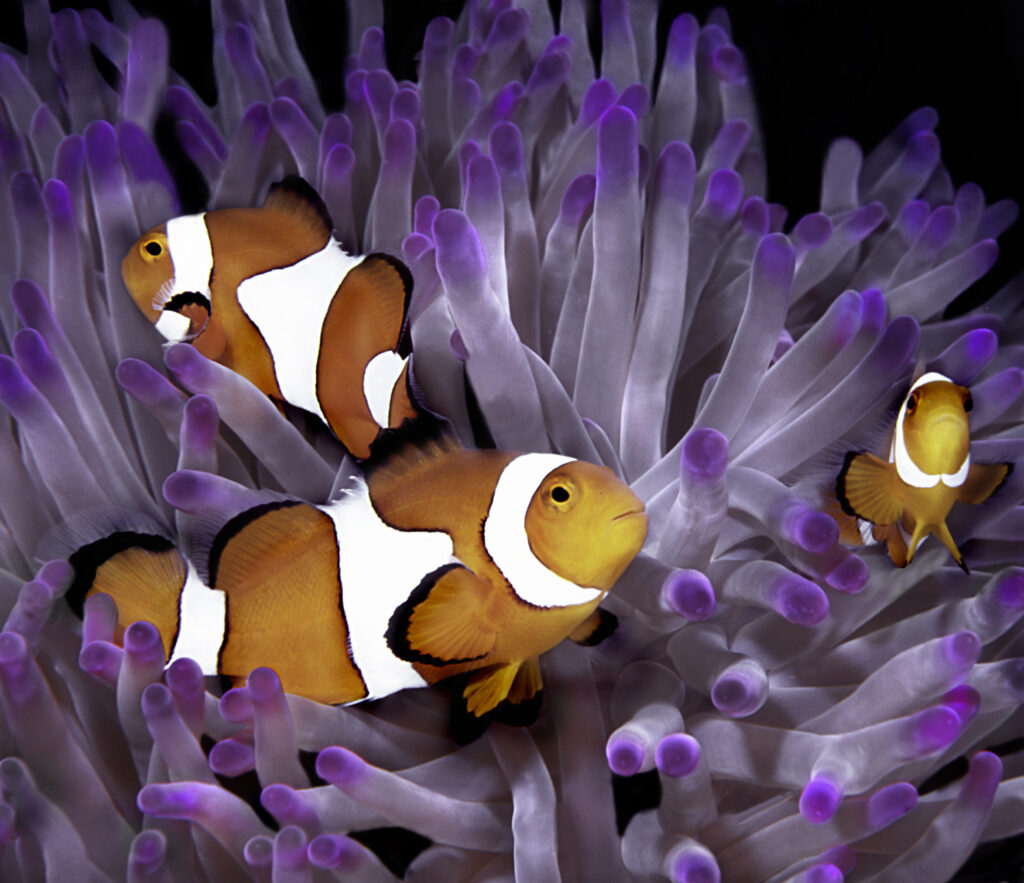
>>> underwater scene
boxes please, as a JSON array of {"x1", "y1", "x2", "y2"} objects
[{"x1": 1, "y1": 0, "x2": 1024, "y2": 880}]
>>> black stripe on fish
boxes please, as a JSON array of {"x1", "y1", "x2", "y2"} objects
[{"x1": 66, "y1": 532, "x2": 176, "y2": 618}]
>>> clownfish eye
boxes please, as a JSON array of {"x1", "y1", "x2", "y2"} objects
[
  {"x1": 551, "y1": 485, "x2": 570, "y2": 503},
  {"x1": 964, "y1": 393, "x2": 973, "y2": 412},
  {"x1": 141, "y1": 239, "x2": 164, "y2": 260},
  {"x1": 906, "y1": 392, "x2": 918, "y2": 413}
]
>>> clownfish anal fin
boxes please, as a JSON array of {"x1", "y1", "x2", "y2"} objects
[
  {"x1": 957, "y1": 462, "x2": 1012, "y2": 505},
  {"x1": 462, "y1": 662, "x2": 520, "y2": 717},
  {"x1": 836, "y1": 451, "x2": 903, "y2": 525},
  {"x1": 263, "y1": 176, "x2": 334, "y2": 240},
  {"x1": 497, "y1": 657, "x2": 544, "y2": 727},
  {"x1": 569, "y1": 608, "x2": 618, "y2": 646},
  {"x1": 386, "y1": 564, "x2": 496, "y2": 666}
]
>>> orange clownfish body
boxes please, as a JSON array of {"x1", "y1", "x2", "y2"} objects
[
  {"x1": 67, "y1": 434, "x2": 648, "y2": 723},
  {"x1": 836, "y1": 372, "x2": 1010, "y2": 571},
  {"x1": 121, "y1": 177, "x2": 419, "y2": 459}
]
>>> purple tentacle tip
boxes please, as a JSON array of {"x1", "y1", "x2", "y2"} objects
[
  {"x1": 964, "y1": 751, "x2": 1001, "y2": 808},
  {"x1": 799, "y1": 776, "x2": 842, "y2": 824},
  {"x1": 316, "y1": 746, "x2": 369, "y2": 788},
  {"x1": 710, "y1": 672, "x2": 756, "y2": 716},
  {"x1": 655, "y1": 733, "x2": 700, "y2": 778},
  {"x1": 825, "y1": 553, "x2": 869, "y2": 594},
  {"x1": 124, "y1": 620, "x2": 164, "y2": 662},
  {"x1": 218, "y1": 687, "x2": 253, "y2": 723},
  {"x1": 782, "y1": 504, "x2": 839, "y2": 554},
  {"x1": 247, "y1": 666, "x2": 282, "y2": 703},
  {"x1": 753, "y1": 232, "x2": 796, "y2": 287},
  {"x1": 681, "y1": 427, "x2": 729, "y2": 483},
  {"x1": 943, "y1": 685, "x2": 981, "y2": 726},
  {"x1": 162, "y1": 469, "x2": 211, "y2": 511},
  {"x1": 672, "y1": 851, "x2": 720, "y2": 883},
  {"x1": 866, "y1": 782, "x2": 918, "y2": 828},
  {"x1": 130, "y1": 829, "x2": 167, "y2": 865},
  {"x1": 208, "y1": 738, "x2": 255, "y2": 777},
  {"x1": 141, "y1": 682, "x2": 175, "y2": 719},
  {"x1": 662, "y1": 569, "x2": 716, "y2": 621},
  {"x1": 942, "y1": 630, "x2": 981, "y2": 668},
  {"x1": 308, "y1": 834, "x2": 364, "y2": 871},
  {"x1": 805, "y1": 865, "x2": 843, "y2": 883},
  {"x1": 791, "y1": 212, "x2": 832, "y2": 250},
  {"x1": 137, "y1": 783, "x2": 193, "y2": 816},
  {"x1": 769, "y1": 573, "x2": 828, "y2": 626},
  {"x1": 164, "y1": 342, "x2": 210, "y2": 383},
  {"x1": 606, "y1": 734, "x2": 645, "y2": 776},
  {"x1": 433, "y1": 209, "x2": 486, "y2": 285},
  {"x1": 911, "y1": 705, "x2": 962, "y2": 755},
  {"x1": 996, "y1": 569, "x2": 1024, "y2": 610},
  {"x1": 243, "y1": 836, "x2": 273, "y2": 868},
  {"x1": 275, "y1": 826, "x2": 308, "y2": 870},
  {"x1": 260, "y1": 784, "x2": 294, "y2": 817}
]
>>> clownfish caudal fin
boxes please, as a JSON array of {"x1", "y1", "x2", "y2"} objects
[
  {"x1": 386, "y1": 564, "x2": 496, "y2": 666},
  {"x1": 65, "y1": 532, "x2": 189, "y2": 661},
  {"x1": 569, "y1": 608, "x2": 619, "y2": 646},
  {"x1": 957, "y1": 462, "x2": 1012, "y2": 505},
  {"x1": 836, "y1": 452, "x2": 903, "y2": 526},
  {"x1": 210, "y1": 501, "x2": 368, "y2": 705},
  {"x1": 316, "y1": 253, "x2": 422, "y2": 459}
]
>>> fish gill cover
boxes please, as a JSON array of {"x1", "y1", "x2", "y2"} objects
[{"x1": 1, "y1": 0, "x2": 1024, "y2": 880}]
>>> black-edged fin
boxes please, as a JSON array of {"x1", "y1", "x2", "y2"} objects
[
  {"x1": 386, "y1": 564, "x2": 496, "y2": 666},
  {"x1": 362, "y1": 407, "x2": 458, "y2": 479},
  {"x1": 836, "y1": 451, "x2": 903, "y2": 525},
  {"x1": 263, "y1": 176, "x2": 334, "y2": 239},
  {"x1": 451, "y1": 679, "x2": 500, "y2": 745},
  {"x1": 66, "y1": 532, "x2": 186, "y2": 659},
  {"x1": 463, "y1": 662, "x2": 519, "y2": 717},
  {"x1": 569, "y1": 608, "x2": 618, "y2": 646},
  {"x1": 958, "y1": 462, "x2": 1013, "y2": 505},
  {"x1": 497, "y1": 656, "x2": 543, "y2": 727}
]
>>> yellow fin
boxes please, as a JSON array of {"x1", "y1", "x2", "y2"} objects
[
  {"x1": 387, "y1": 564, "x2": 496, "y2": 666},
  {"x1": 957, "y1": 462, "x2": 1012, "y2": 505},
  {"x1": 506, "y1": 656, "x2": 542, "y2": 705},
  {"x1": 463, "y1": 663, "x2": 519, "y2": 716},
  {"x1": 836, "y1": 452, "x2": 903, "y2": 525}
]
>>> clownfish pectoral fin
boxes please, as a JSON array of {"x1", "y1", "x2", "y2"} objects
[
  {"x1": 957, "y1": 462, "x2": 1012, "y2": 505},
  {"x1": 462, "y1": 662, "x2": 520, "y2": 717},
  {"x1": 386, "y1": 564, "x2": 497, "y2": 666},
  {"x1": 569, "y1": 608, "x2": 619, "y2": 646},
  {"x1": 316, "y1": 253, "x2": 420, "y2": 459},
  {"x1": 836, "y1": 452, "x2": 904, "y2": 526},
  {"x1": 262, "y1": 176, "x2": 334, "y2": 242}
]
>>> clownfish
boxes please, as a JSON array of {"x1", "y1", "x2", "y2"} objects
[
  {"x1": 121, "y1": 178, "x2": 420, "y2": 459},
  {"x1": 835, "y1": 371, "x2": 1011, "y2": 571},
  {"x1": 65, "y1": 432, "x2": 647, "y2": 723}
]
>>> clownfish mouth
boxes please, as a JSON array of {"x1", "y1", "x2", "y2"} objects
[
  {"x1": 163, "y1": 292, "x2": 212, "y2": 340},
  {"x1": 612, "y1": 507, "x2": 646, "y2": 522}
]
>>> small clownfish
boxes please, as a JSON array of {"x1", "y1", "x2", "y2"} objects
[
  {"x1": 120, "y1": 177, "x2": 420, "y2": 459},
  {"x1": 65, "y1": 432, "x2": 648, "y2": 729},
  {"x1": 835, "y1": 371, "x2": 1011, "y2": 571}
]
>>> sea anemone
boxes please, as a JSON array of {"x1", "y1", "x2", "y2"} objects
[{"x1": 1, "y1": 1, "x2": 1023, "y2": 880}]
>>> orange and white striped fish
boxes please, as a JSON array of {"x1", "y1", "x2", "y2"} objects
[
  {"x1": 121, "y1": 177, "x2": 419, "y2": 458},
  {"x1": 836, "y1": 371, "x2": 1011, "y2": 571},
  {"x1": 66, "y1": 433, "x2": 647, "y2": 720}
]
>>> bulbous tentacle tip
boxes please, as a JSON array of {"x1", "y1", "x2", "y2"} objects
[
  {"x1": 606, "y1": 733, "x2": 645, "y2": 776},
  {"x1": 866, "y1": 782, "x2": 918, "y2": 829},
  {"x1": 799, "y1": 776, "x2": 843, "y2": 824},
  {"x1": 655, "y1": 733, "x2": 700, "y2": 778},
  {"x1": 316, "y1": 745, "x2": 370, "y2": 788}
]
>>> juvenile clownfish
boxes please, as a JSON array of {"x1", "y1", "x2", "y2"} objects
[
  {"x1": 120, "y1": 177, "x2": 420, "y2": 459},
  {"x1": 836, "y1": 371, "x2": 1011, "y2": 571},
  {"x1": 65, "y1": 433, "x2": 648, "y2": 726}
]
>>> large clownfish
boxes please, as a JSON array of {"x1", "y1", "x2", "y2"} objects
[
  {"x1": 836, "y1": 371, "x2": 1011, "y2": 571},
  {"x1": 65, "y1": 432, "x2": 647, "y2": 725},
  {"x1": 121, "y1": 178, "x2": 420, "y2": 459}
]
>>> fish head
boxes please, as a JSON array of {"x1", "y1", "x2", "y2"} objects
[
  {"x1": 900, "y1": 377, "x2": 971, "y2": 476},
  {"x1": 122, "y1": 215, "x2": 214, "y2": 343},
  {"x1": 524, "y1": 459, "x2": 647, "y2": 593}
]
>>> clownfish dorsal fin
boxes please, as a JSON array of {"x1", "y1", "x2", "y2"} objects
[
  {"x1": 262, "y1": 175, "x2": 335, "y2": 241},
  {"x1": 362, "y1": 414, "x2": 463, "y2": 492},
  {"x1": 957, "y1": 461, "x2": 1012, "y2": 505},
  {"x1": 386, "y1": 563, "x2": 497, "y2": 666},
  {"x1": 836, "y1": 451, "x2": 904, "y2": 526}
]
